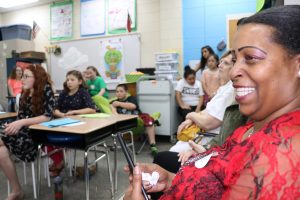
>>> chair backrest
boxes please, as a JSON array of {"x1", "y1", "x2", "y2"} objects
[
  {"x1": 15, "y1": 93, "x2": 21, "y2": 112},
  {"x1": 206, "y1": 104, "x2": 248, "y2": 148}
]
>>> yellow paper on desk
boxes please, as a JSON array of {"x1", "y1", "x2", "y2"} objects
[{"x1": 79, "y1": 113, "x2": 111, "y2": 118}]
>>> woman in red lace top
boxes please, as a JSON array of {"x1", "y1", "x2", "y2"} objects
[{"x1": 123, "y1": 5, "x2": 300, "y2": 200}]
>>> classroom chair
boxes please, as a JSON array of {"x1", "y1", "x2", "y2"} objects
[
  {"x1": 7, "y1": 157, "x2": 52, "y2": 199},
  {"x1": 44, "y1": 134, "x2": 114, "y2": 198}
]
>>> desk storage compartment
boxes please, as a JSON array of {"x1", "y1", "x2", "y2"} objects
[
  {"x1": 1, "y1": 25, "x2": 32, "y2": 41},
  {"x1": 156, "y1": 61, "x2": 178, "y2": 71},
  {"x1": 154, "y1": 52, "x2": 178, "y2": 62},
  {"x1": 155, "y1": 70, "x2": 178, "y2": 81}
]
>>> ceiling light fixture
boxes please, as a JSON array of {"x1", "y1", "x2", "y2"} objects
[{"x1": 0, "y1": 0, "x2": 39, "y2": 8}]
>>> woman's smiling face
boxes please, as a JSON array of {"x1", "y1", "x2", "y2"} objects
[{"x1": 230, "y1": 23, "x2": 300, "y2": 121}]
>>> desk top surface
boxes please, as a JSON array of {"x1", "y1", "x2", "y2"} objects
[
  {"x1": 0, "y1": 112, "x2": 17, "y2": 120},
  {"x1": 29, "y1": 114, "x2": 137, "y2": 135}
]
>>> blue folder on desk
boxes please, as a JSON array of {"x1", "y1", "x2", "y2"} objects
[{"x1": 40, "y1": 118, "x2": 81, "y2": 128}]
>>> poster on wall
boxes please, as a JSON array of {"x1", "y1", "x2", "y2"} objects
[
  {"x1": 108, "y1": 0, "x2": 136, "y2": 34},
  {"x1": 81, "y1": 0, "x2": 105, "y2": 36},
  {"x1": 50, "y1": 1, "x2": 73, "y2": 40},
  {"x1": 100, "y1": 39, "x2": 124, "y2": 83}
]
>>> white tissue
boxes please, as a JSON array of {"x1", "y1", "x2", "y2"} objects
[{"x1": 142, "y1": 171, "x2": 159, "y2": 186}]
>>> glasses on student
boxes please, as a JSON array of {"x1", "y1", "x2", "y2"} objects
[{"x1": 21, "y1": 74, "x2": 34, "y2": 79}]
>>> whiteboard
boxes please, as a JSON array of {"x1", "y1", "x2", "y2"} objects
[{"x1": 50, "y1": 33, "x2": 140, "y2": 90}]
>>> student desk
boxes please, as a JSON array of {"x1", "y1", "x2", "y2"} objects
[
  {"x1": 0, "y1": 112, "x2": 17, "y2": 122},
  {"x1": 0, "y1": 112, "x2": 17, "y2": 136},
  {"x1": 29, "y1": 114, "x2": 137, "y2": 200}
]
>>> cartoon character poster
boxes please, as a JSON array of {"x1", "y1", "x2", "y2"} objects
[{"x1": 100, "y1": 39, "x2": 124, "y2": 82}]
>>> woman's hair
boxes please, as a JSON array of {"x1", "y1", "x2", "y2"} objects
[
  {"x1": 199, "y1": 45, "x2": 215, "y2": 71},
  {"x1": 220, "y1": 50, "x2": 232, "y2": 60},
  {"x1": 183, "y1": 65, "x2": 196, "y2": 79},
  {"x1": 8, "y1": 66, "x2": 22, "y2": 79},
  {"x1": 63, "y1": 70, "x2": 87, "y2": 92},
  {"x1": 116, "y1": 83, "x2": 128, "y2": 91},
  {"x1": 208, "y1": 54, "x2": 220, "y2": 66},
  {"x1": 239, "y1": 5, "x2": 300, "y2": 56},
  {"x1": 20, "y1": 64, "x2": 53, "y2": 116},
  {"x1": 86, "y1": 66, "x2": 101, "y2": 76}
]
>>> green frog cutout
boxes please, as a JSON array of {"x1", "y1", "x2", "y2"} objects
[{"x1": 105, "y1": 45, "x2": 122, "y2": 79}]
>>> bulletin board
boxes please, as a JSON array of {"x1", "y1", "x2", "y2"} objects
[
  {"x1": 108, "y1": 0, "x2": 136, "y2": 34},
  {"x1": 80, "y1": 0, "x2": 106, "y2": 36},
  {"x1": 226, "y1": 13, "x2": 254, "y2": 49},
  {"x1": 50, "y1": 1, "x2": 73, "y2": 40},
  {"x1": 50, "y1": 33, "x2": 141, "y2": 90}
]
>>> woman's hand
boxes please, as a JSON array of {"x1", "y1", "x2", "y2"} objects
[
  {"x1": 4, "y1": 120, "x2": 25, "y2": 135},
  {"x1": 124, "y1": 163, "x2": 173, "y2": 199},
  {"x1": 178, "y1": 149, "x2": 195, "y2": 165},
  {"x1": 177, "y1": 140, "x2": 207, "y2": 165},
  {"x1": 124, "y1": 166, "x2": 148, "y2": 200},
  {"x1": 65, "y1": 110, "x2": 77, "y2": 116},
  {"x1": 177, "y1": 119, "x2": 193, "y2": 134},
  {"x1": 111, "y1": 101, "x2": 120, "y2": 108},
  {"x1": 188, "y1": 140, "x2": 207, "y2": 154}
]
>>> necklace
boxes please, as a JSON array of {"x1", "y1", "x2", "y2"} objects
[{"x1": 247, "y1": 127, "x2": 255, "y2": 138}]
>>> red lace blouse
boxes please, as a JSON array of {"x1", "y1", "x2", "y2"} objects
[{"x1": 160, "y1": 110, "x2": 300, "y2": 200}]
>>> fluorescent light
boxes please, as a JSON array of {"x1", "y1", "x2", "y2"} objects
[{"x1": 0, "y1": 0, "x2": 39, "y2": 8}]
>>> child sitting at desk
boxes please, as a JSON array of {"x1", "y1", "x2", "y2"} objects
[
  {"x1": 0, "y1": 64, "x2": 56, "y2": 200},
  {"x1": 49, "y1": 70, "x2": 97, "y2": 177},
  {"x1": 110, "y1": 84, "x2": 158, "y2": 156}
]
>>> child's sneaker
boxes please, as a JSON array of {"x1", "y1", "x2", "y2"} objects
[{"x1": 150, "y1": 144, "x2": 158, "y2": 157}]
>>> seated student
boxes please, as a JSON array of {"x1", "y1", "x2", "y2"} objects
[
  {"x1": 7, "y1": 66, "x2": 23, "y2": 111},
  {"x1": 0, "y1": 64, "x2": 55, "y2": 200},
  {"x1": 170, "y1": 50, "x2": 235, "y2": 153},
  {"x1": 124, "y1": 6, "x2": 300, "y2": 199},
  {"x1": 175, "y1": 66, "x2": 204, "y2": 120},
  {"x1": 85, "y1": 66, "x2": 109, "y2": 99},
  {"x1": 48, "y1": 70, "x2": 97, "y2": 177},
  {"x1": 110, "y1": 84, "x2": 158, "y2": 156},
  {"x1": 201, "y1": 54, "x2": 220, "y2": 105}
]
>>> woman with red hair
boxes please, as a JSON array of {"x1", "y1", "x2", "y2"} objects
[{"x1": 0, "y1": 64, "x2": 56, "y2": 200}]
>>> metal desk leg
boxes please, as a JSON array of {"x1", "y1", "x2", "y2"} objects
[
  {"x1": 37, "y1": 144, "x2": 42, "y2": 200},
  {"x1": 113, "y1": 134, "x2": 118, "y2": 193},
  {"x1": 84, "y1": 151, "x2": 89, "y2": 200},
  {"x1": 105, "y1": 146, "x2": 114, "y2": 199}
]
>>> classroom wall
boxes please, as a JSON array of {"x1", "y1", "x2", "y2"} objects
[
  {"x1": 0, "y1": 0, "x2": 182, "y2": 72},
  {"x1": 182, "y1": 0, "x2": 256, "y2": 65},
  {"x1": 1, "y1": 4, "x2": 51, "y2": 60}
]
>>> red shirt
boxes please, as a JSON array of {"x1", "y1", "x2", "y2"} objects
[
  {"x1": 7, "y1": 78, "x2": 22, "y2": 96},
  {"x1": 160, "y1": 110, "x2": 300, "y2": 200}
]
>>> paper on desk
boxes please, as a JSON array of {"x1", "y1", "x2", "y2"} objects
[
  {"x1": 0, "y1": 111, "x2": 6, "y2": 114},
  {"x1": 40, "y1": 118, "x2": 81, "y2": 128},
  {"x1": 79, "y1": 113, "x2": 111, "y2": 118},
  {"x1": 62, "y1": 121, "x2": 86, "y2": 126}
]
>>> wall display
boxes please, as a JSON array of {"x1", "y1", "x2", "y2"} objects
[
  {"x1": 108, "y1": 0, "x2": 136, "y2": 34},
  {"x1": 50, "y1": 1, "x2": 73, "y2": 40},
  {"x1": 50, "y1": 34, "x2": 140, "y2": 90},
  {"x1": 101, "y1": 39, "x2": 124, "y2": 82},
  {"x1": 80, "y1": 0, "x2": 105, "y2": 36}
]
